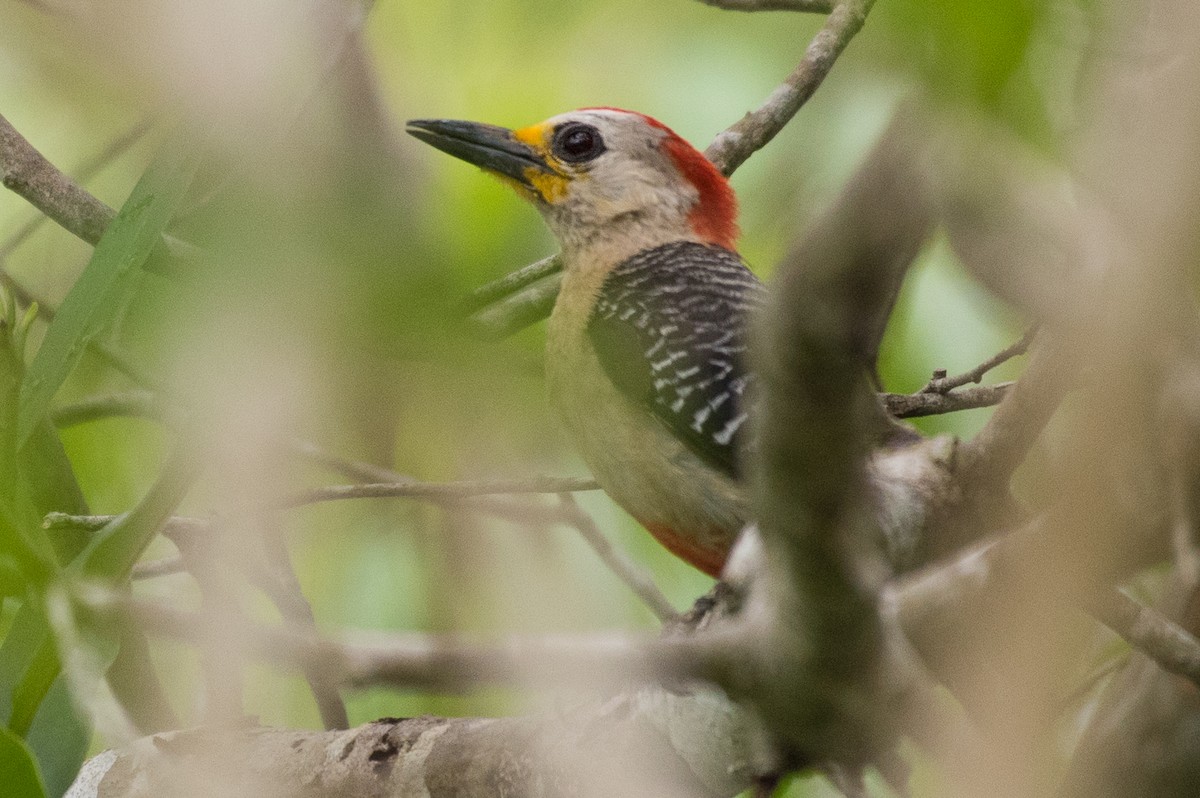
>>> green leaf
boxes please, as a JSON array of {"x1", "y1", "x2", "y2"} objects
[
  {"x1": 16, "y1": 135, "x2": 202, "y2": 446},
  {"x1": 23, "y1": 679, "x2": 88, "y2": 798},
  {"x1": 74, "y1": 443, "x2": 201, "y2": 581},
  {"x1": 0, "y1": 323, "x2": 56, "y2": 580},
  {"x1": 0, "y1": 602, "x2": 49, "y2": 724},
  {"x1": 8, "y1": 636, "x2": 59, "y2": 738},
  {"x1": 21, "y1": 421, "x2": 89, "y2": 565},
  {"x1": 0, "y1": 725, "x2": 48, "y2": 798}
]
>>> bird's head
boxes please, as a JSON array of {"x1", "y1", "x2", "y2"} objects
[{"x1": 407, "y1": 108, "x2": 738, "y2": 255}]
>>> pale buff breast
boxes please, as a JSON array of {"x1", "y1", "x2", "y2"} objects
[{"x1": 545, "y1": 264, "x2": 749, "y2": 556}]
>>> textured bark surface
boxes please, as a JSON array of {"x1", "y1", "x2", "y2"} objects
[{"x1": 68, "y1": 688, "x2": 759, "y2": 798}]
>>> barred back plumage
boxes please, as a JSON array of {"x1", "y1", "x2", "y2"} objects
[{"x1": 587, "y1": 241, "x2": 765, "y2": 479}]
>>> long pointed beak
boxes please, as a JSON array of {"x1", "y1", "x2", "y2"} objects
[{"x1": 406, "y1": 119, "x2": 554, "y2": 188}]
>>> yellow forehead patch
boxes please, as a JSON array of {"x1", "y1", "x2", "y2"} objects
[{"x1": 513, "y1": 123, "x2": 550, "y2": 147}]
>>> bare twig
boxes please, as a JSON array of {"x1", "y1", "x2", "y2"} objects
[
  {"x1": 93, "y1": 591, "x2": 738, "y2": 693},
  {"x1": 458, "y1": 254, "x2": 562, "y2": 317},
  {"x1": 556, "y1": 494, "x2": 678, "y2": 623},
  {"x1": 0, "y1": 120, "x2": 151, "y2": 314},
  {"x1": 921, "y1": 328, "x2": 1035, "y2": 395},
  {"x1": 697, "y1": 0, "x2": 833, "y2": 12},
  {"x1": 0, "y1": 120, "x2": 151, "y2": 262},
  {"x1": 464, "y1": 271, "x2": 563, "y2": 339},
  {"x1": 284, "y1": 476, "x2": 600, "y2": 507},
  {"x1": 0, "y1": 111, "x2": 118, "y2": 246},
  {"x1": 465, "y1": 0, "x2": 877, "y2": 339},
  {"x1": 44, "y1": 512, "x2": 210, "y2": 536},
  {"x1": 956, "y1": 338, "x2": 1074, "y2": 501},
  {"x1": 1086, "y1": 589, "x2": 1200, "y2": 689},
  {"x1": 705, "y1": 0, "x2": 875, "y2": 176},
  {"x1": 131, "y1": 556, "x2": 186, "y2": 580},
  {"x1": 884, "y1": 382, "x2": 1013, "y2": 419},
  {"x1": 251, "y1": 519, "x2": 349, "y2": 730}
]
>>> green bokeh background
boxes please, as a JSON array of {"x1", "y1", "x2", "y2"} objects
[{"x1": 0, "y1": 0, "x2": 1083, "y2": 793}]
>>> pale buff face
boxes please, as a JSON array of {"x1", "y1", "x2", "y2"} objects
[{"x1": 505, "y1": 110, "x2": 702, "y2": 254}]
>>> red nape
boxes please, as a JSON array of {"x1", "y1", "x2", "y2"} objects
[
  {"x1": 581, "y1": 108, "x2": 739, "y2": 250},
  {"x1": 641, "y1": 521, "x2": 728, "y2": 578}
]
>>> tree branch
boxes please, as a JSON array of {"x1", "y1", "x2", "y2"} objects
[
  {"x1": 68, "y1": 690, "x2": 760, "y2": 798},
  {"x1": 703, "y1": 0, "x2": 874, "y2": 176},
  {"x1": 0, "y1": 111, "x2": 118, "y2": 247},
  {"x1": 697, "y1": 0, "x2": 833, "y2": 12},
  {"x1": 0, "y1": 112, "x2": 199, "y2": 264},
  {"x1": 919, "y1": 328, "x2": 1034, "y2": 395},
  {"x1": 1085, "y1": 588, "x2": 1200, "y2": 689},
  {"x1": 741, "y1": 95, "x2": 934, "y2": 771},
  {"x1": 556, "y1": 494, "x2": 678, "y2": 623},
  {"x1": 883, "y1": 382, "x2": 1012, "y2": 418},
  {"x1": 283, "y1": 476, "x2": 601, "y2": 507}
]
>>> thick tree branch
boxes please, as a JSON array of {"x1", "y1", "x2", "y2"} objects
[
  {"x1": 741, "y1": 97, "x2": 934, "y2": 770},
  {"x1": 69, "y1": 689, "x2": 760, "y2": 798}
]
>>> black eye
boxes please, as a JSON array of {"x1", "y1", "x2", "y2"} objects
[{"x1": 552, "y1": 123, "x2": 606, "y2": 164}]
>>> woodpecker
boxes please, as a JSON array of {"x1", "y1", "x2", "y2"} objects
[{"x1": 408, "y1": 109, "x2": 763, "y2": 577}]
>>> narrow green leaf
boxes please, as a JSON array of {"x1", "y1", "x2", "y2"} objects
[
  {"x1": 17, "y1": 135, "x2": 202, "y2": 445},
  {"x1": 21, "y1": 420, "x2": 89, "y2": 564},
  {"x1": 0, "y1": 602, "x2": 49, "y2": 724},
  {"x1": 75, "y1": 442, "x2": 201, "y2": 580},
  {"x1": 8, "y1": 637, "x2": 58, "y2": 738},
  {"x1": 0, "y1": 326, "x2": 56, "y2": 579},
  {"x1": 0, "y1": 725, "x2": 48, "y2": 798},
  {"x1": 24, "y1": 679, "x2": 89, "y2": 798}
]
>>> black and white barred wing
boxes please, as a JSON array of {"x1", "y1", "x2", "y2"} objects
[{"x1": 587, "y1": 241, "x2": 766, "y2": 480}]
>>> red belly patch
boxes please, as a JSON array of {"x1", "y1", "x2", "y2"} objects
[{"x1": 641, "y1": 522, "x2": 728, "y2": 578}]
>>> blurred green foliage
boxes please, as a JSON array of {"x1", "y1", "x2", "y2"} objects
[{"x1": 0, "y1": 0, "x2": 1088, "y2": 794}]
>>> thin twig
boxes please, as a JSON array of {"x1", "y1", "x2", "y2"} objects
[
  {"x1": 251, "y1": 519, "x2": 349, "y2": 730},
  {"x1": 0, "y1": 111, "x2": 117, "y2": 246},
  {"x1": 957, "y1": 337, "x2": 1075, "y2": 495},
  {"x1": 458, "y1": 254, "x2": 562, "y2": 318},
  {"x1": 1086, "y1": 589, "x2": 1200, "y2": 689},
  {"x1": 44, "y1": 512, "x2": 211, "y2": 536},
  {"x1": 0, "y1": 120, "x2": 151, "y2": 262},
  {"x1": 921, "y1": 328, "x2": 1036, "y2": 395},
  {"x1": 172, "y1": 523, "x2": 247, "y2": 726},
  {"x1": 91, "y1": 590, "x2": 739, "y2": 693},
  {"x1": 131, "y1": 555, "x2": 186, "y2": 580},
  {"x1": 884, "y1": 383, "x2": 1013, "y2": 419},
  {"x1": 557, "y1": 494, "x2": 678, "y2": 623},
  {"x1": 284, "y1": 476, "x2": 600, "y2": 507},
  {"x1": 705, "y1": 0, "x2": 875, "y2": 176},
  {"x1": 697, "y1": 0, "x2": 832, "y2": 11}
]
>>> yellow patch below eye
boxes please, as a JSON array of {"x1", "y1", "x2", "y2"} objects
[
  {"x1": 525, "y1": 169, "x2": 570, "y2": 203},
  {"x1": 511, "y1": 121, "x2": 573, "y2": 203}
]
